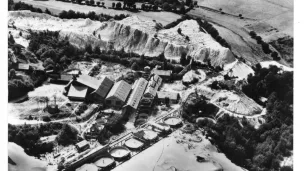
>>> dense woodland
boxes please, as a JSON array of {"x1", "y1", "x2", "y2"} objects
[{"x1": 194, "y1": 65, "x2": 293, "y2": 171}]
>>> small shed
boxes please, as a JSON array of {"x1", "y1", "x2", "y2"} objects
[
  {"x1": 156, "y1": 91, "x2": 180, "y2": 104},
  {"x1": 75, "y1": 140, "x2": 90, "y2": 153}
]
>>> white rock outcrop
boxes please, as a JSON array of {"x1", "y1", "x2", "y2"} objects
[{"x1": 9, "y1": 11, "x2": 237, "y2": 68}]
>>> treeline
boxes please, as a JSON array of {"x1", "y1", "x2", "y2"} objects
[
  {"x1": 8, "y1": 123, "x2": 64, "y2": 156},
  {"x1": 9, "y1": 1, "x2": 129, "y2": 22},
  {"x1": 58, "y1": 10, "x2": 129, "y2": 21},
  {"x1": 196, "y1": 65, "x2": 293, "y2": 171},
  {"x1": 198, "y1": 20, "x2": 231, "y2": 49},
  {"x1": 249, "y1": 31, "x2": 280, "y2": 60}
]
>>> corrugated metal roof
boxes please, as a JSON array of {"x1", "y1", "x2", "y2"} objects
[
  {"x1": 106, "y1": 80, "x2": 132, "y2": 102},
  {"x1": 76, "y1": 74, "x2": 101, "y2": 90},
  {"x1": 152, "y1": 69, "x2": 172, "y2": 76},
  {"x1": 92, "y1": 76, "x2": 114, "y2": 98},
  {"x1": 76, "y1": 140, "x2": 89, "y2": 149},
  {"x1": 144, "y1": 74, "x2": 162, "y2": 97},
  {"x1": 126, "y1": 78, "x2": 148, "y2": 109},
  {"x1": 157, "y1": 91, "x2": 179, "y2": 100},
  {"x1": 68, "y1": 84, "x2": 88, "y2": 98}
]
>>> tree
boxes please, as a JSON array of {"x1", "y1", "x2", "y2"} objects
[
  {"x1": 256, "y1": 36, "x2": 262, "y2": 44},
  {"x1": 93, "y1": 46, "x2": 101, "y2": 54},
  {"x1": 116, "y1": 2, "x2": 122, "y2": 9},
  {"x1": 43, "y1": 58, "x2": 55, "y2": 67},
  {"x1": 96, "y1": 1, "x2": 100, "y2": 6},
  {"x1": 85, "y1": 44, "x2": 93, "y2": 54},
  {"x1": 56, "y1": 124, "x2": 78, "y2": 146},
  {"x1": 9, "y1": 69, "x2": 16, "y2": 79},
  {"x1": 141, "y1": 3, "x2": 146, "y2": 10},
  {"x1": 186, "y1": 0, "x2": 192, "y2": 6},
  {"x1": 249, "y1": 31, "x2": 257, "y2": 38},
  {"x1": 165, "y1": 97, "x2": 170, "y2": 106},
  {"x1": 180, "y1": 52, "x2": 187, "y2": 65},
  {"x1": 131, "y1": 62, "x2": 139, "y2": 71},
  {"x1": 162, "y1": 2, "x2": 171, "y2": 11},
  {"x1": 45, "y1": 8, "x2": 52, "y2": 15},
  {"x1": 185, "y1": 36, "x2": 190, "y2": 41},
  {"x1": 8, "y1": 34, "x2": 15, "y2": 44},
  {"x1": 177, "y1": 28, "x2": 182, "y2": 34},
  {"x1": 90, "y1": 0, "x2": 95, "y2": 5},
  {"x1": 153, "y1": 5, "x2": 158, "y2": 11},
  {"x1": 41, "y1": 49, "x2": 58, "y2": 61},
  {"x1": 180, "y1": 5, "x2": 186, "y2": 14},
  {"x1": 262, "y1": 42, "x2": 271, "y2": 54},
  {"x1": 112, "y1": 2, "x2": 115, "y2": 8}
]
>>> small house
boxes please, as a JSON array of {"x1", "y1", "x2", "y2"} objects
[
  {"x1": 75, "y1": 140, "x2": 90, "y2": 153},
  {"x1": 157, "y1": 91, "x2": 180, "y2": 104},
  {"x1": 152, "y1": 69, "x2": 172, "y2": 81},
  {"x1": 105, "y1": 80, "x2": 132, "y2": 108}
]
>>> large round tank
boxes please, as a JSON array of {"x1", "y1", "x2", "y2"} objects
[
  {"x1": 163, "y1": 117, "x2": 182, "y2": 128},
  {"x1": 143, "y1": 130, "x2": 158, "y2": 141},
  {"x1": 94, "y1": 156, "x2": 115, "y2": 169},
  {"x1": 124, "y1": 138, "x2": 144, "y2": 150},
  {"x1": 109, "y1": 146, "x2": 130, "y2": 160}
]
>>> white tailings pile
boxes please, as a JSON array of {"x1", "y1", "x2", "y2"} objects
[
  {"x1": 8, "y1": 11, "x2": 236, "y2": 68},
  {"x1": 260, "y1": 61, "x2": 293, "y2": 72}
]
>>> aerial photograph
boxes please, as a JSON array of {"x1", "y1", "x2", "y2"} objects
[{"x1": 7, "y1": 0, "x2": 294, "y2": 171}]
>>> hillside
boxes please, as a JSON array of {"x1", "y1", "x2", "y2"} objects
[{"x1": 8, "y1": 11, "x2": 237, "y2": 68}]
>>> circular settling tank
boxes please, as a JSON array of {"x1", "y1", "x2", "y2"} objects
[
  {"x1": 164, "y1": 117, "x2": 182, "y2": 127},
  {"x1": 143, "y1": 130, "x2": 158, "y2": 141},
  {"x1": 124, "y1": 138, "x2": 144, "y2": 150},
  {"x1": 109, "y1": 146, "x2": 130, "y2": 160},
  {"x1": 94, "y1": 157, "x2": 115, "y2": 168}
]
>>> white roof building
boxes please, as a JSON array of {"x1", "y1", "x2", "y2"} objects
[{"x1": 125, "y1": 78, "x2": 148, "y2": 110}]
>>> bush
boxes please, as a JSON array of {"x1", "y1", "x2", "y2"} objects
[
  {"x1": 42, "y1": 116, "x2": 51, "y2": 122},
  {"x1": 177, "y1": 28, "x2": 182, "y2": 34},
  {"x1": 153, "y1": 5, "x2": 158, "y2": 11}
]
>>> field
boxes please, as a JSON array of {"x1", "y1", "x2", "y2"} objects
[{"x1": 13, "y1": 0, "x2": 180, "y2": 25}]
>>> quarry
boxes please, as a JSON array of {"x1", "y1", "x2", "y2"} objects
[{"x1": 7, "y1": 1, "x2": 293, "y2": 171}]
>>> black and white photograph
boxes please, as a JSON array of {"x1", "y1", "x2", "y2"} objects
[{"x1": 3, "y1": 0, "x2": 298, "y2": 170}]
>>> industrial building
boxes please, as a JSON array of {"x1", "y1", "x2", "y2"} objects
[
  {"x1": 64, "y1": 74, "x2": 114, "y2": 102},
  {"x1": 156, "y1": 91, "x2": 180, "y2": 104},
  {"x1": 151, "y1": 69, "x2": 172, "y2": 81},
  {"x1": 105, "y1": 80, "x2": 132, "y2": 108},
  {"x1": 124, "y1": 78, "x2": 148, "y2": 111},
  {"x1": 143, "y1": 74, "x2": 162, "y2": 98}
]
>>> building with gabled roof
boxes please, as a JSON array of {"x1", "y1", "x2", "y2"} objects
[
  {"x1": 67, "y1": 85, "x2": 88, "y2": 101},
  {"x1": 65, "y1": 74, "x2": 114, "y2": 102},
  {"x1": 124, "y1": 78, "x2": 148, "y2": 110},
  {"x1": 144, "y1": 74, "x2": 162, "y2": 98},
  {"x1": 157, "y1": 91, "x2": 180, "y2": 104},
  {"x1": 152, "y1": 69, "x2": 172, "y2": 81},
  {"x1": 105, "y1": 80, "x2": 132, "y2": 108}
]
